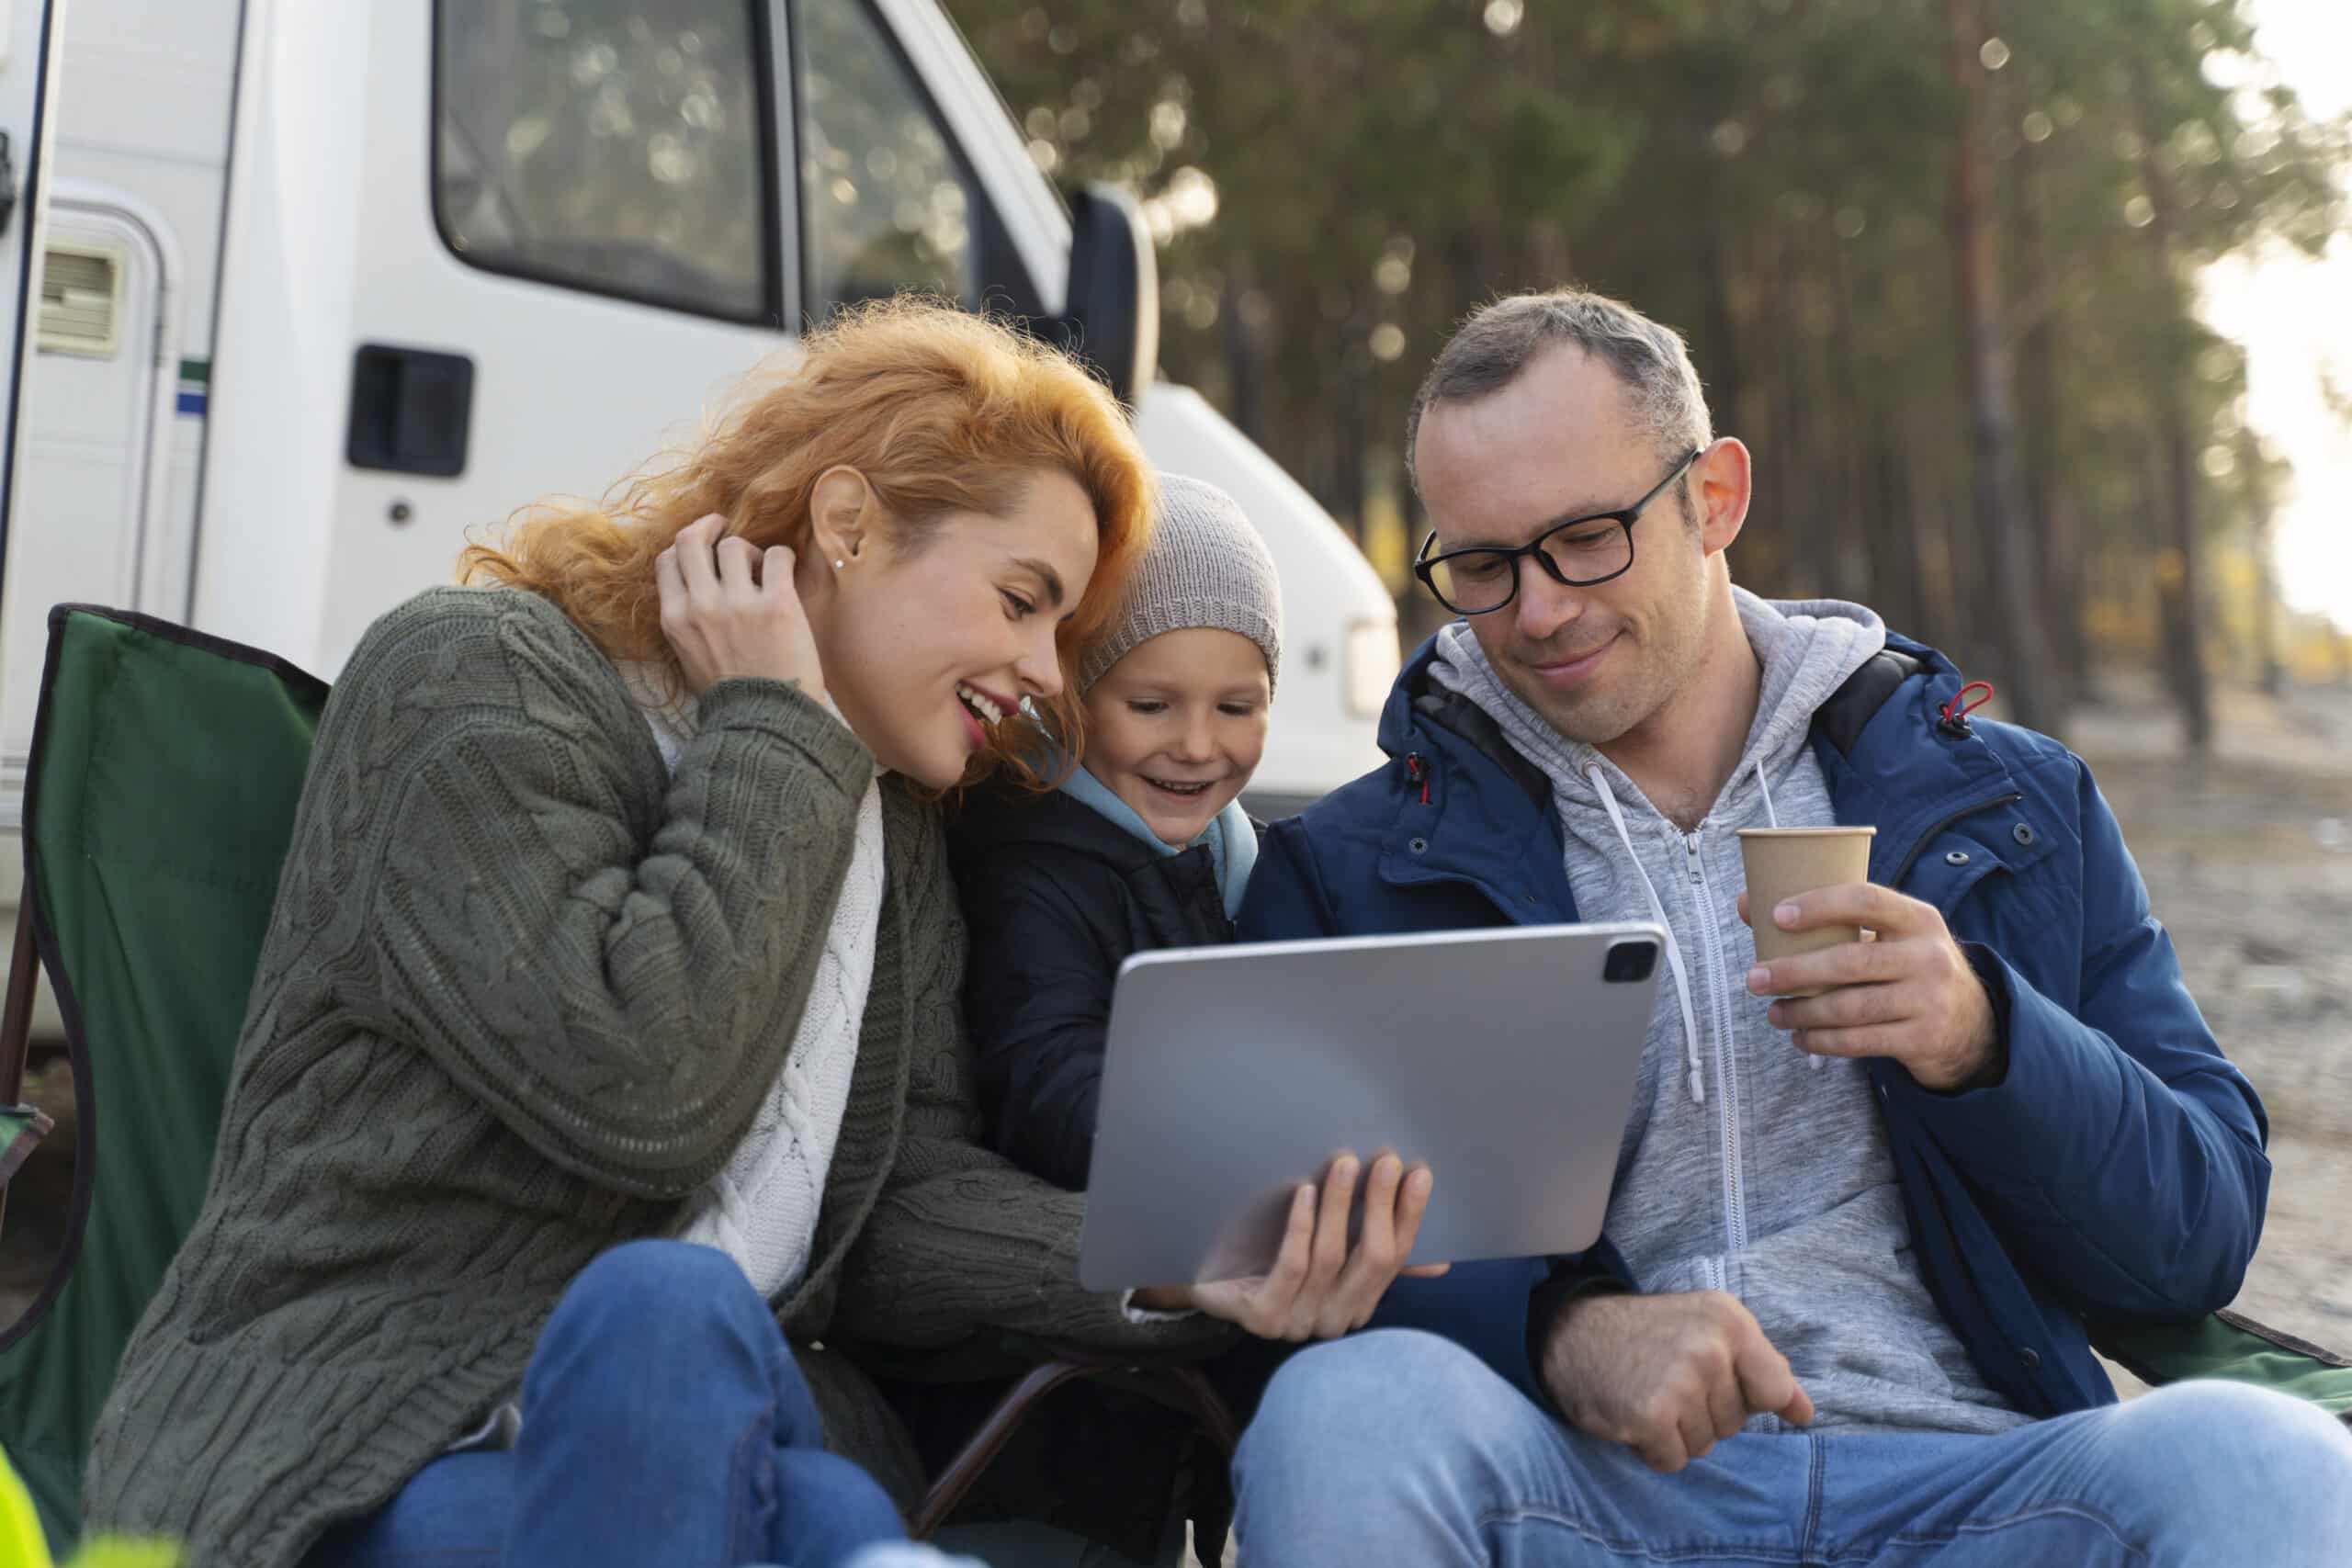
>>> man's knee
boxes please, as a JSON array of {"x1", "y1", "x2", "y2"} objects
[
  {"x1": 1241, "y1": 1329, "x2": 1529, "y2": 1473},
  {"x1": 2104, "y1": 1382, "x2": 2352, "y2": 1546}
]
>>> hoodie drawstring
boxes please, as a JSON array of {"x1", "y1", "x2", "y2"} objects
[
  {"x1": 1587, "y1": 764, "x2": 1707, "y2": 1106},
  {"x1": 1740, "y1": 757, "x2": 1825, "y2": 1072}
]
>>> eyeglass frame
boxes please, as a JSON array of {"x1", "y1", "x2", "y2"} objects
[{"x1": 1411, "y1": 446, "x2": 1705, "y2": 615}]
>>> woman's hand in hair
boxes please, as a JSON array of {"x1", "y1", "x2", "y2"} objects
[
  {"x1": 656, "y1": 513, "x2": 828, "y2": 704},
  {"x1": 1130, "y1": 1153, "x2": 1448, "y2": 1339}
]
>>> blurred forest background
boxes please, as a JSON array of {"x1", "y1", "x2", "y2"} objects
[{"x1": 944, "y1": 0, "x2": 2351, "y2": 745}]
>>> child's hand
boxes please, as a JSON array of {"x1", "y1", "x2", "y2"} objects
[{"x1": 1147, "y1": 1152, "x2": 1448, "y2": 1339}]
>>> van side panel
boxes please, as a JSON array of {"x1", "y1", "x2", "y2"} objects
[{"x1": 189, "y1": 0, "x2": 366, "y2": 669}]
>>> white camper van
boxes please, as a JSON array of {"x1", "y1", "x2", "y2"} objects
[{"x1": 0, "y1": 0, "x2": 1398, "y2": 859}]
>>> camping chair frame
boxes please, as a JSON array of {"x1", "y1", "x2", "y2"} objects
[
  {"x1": 0, "y1": 903, "x2": 37, "y2": 1235},
  {"x1": 909, "y1": 1351, "x2": 1240, "y2": 1541}
]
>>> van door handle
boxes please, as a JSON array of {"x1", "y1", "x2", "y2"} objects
[{"x1": 346, "y1": 344, "x2": 473, "y2": 478}]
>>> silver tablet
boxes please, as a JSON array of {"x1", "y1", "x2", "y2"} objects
[{"x1": 1077, "y1": 921, "x2": 1665, "y2": 1292}]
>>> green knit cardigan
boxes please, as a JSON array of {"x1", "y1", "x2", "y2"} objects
[{"x1": 80, "y1": 588, "x2": 1226, "y2": 1568}]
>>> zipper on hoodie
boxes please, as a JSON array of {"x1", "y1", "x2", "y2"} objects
[{"x1": 1681, "y1": 828, "x2": 1751, "y2": 1264}]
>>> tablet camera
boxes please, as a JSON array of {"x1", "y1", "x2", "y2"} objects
[{"x1": 1603, "y1": 940, "x2": 1657, "y2": 984}]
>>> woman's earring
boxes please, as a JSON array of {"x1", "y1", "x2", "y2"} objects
[{"x1": 833, "y1": 559, "x2": 845, "y2": 570}]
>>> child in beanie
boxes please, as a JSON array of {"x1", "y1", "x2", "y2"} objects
[{"x1": 949, "y1": 474, "x2": 1282, "y2": 1191}]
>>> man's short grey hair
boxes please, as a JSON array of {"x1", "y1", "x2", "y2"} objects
[{"x1": 1405, "y1": 289, "x2": 1714, "y2": 490}]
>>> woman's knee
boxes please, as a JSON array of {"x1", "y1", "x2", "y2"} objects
[
  {"x1": 770, "y1": 1448, "x2": 908, "y2": 1556},
  {"x1": 537, "y1": 1240, "x2": 770, "y2": 1375}
]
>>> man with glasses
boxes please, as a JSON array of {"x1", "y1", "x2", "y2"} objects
[{"x1": 1228, "y1": 288, "x2": 2352, "y2": 1564}]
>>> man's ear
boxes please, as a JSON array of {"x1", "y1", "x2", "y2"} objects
[
  {"x1": 807, "y1": 466, "x2": 876, "y2": 567},
  {"x1": 1692, "y1": 438, "x2": 1753, "y2": 559}
]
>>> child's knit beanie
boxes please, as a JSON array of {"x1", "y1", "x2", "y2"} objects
[{"x1": 1079, "y1": 473, "x2": 1283, "y2": 695}]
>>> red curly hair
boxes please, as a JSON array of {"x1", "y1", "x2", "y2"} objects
[{"x1": 459, "y1": 296, "x2": 1154, "y2": 781}]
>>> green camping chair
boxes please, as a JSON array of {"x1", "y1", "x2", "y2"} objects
[
  {"x1": 0, "y1": 605, "x2": 330, "y2": 1554},
  {"x1": 0, "y1": 604, "x2": 1231, "y2": 1563}
]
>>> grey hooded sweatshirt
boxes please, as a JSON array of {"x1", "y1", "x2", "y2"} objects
[{"x1": 1432, "y1": 590, "x2": 2028, "y2": 1435}]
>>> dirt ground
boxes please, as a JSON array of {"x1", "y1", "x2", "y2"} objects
[{"x1": 2066, "y1": 674, "x2": 2352, "y2": 1388}]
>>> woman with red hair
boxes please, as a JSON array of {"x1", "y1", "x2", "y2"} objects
[{"x1": 78, "y1": 299, "x2": 1204, "y2": 1568}]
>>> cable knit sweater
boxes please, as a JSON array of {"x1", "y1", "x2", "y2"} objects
[
  {"x1": 671, "y1": 703, "x2": 886, "y2": 1304},
  {"x1": 80, "y1": 587, "x2": 1228, "y2": 1568}
]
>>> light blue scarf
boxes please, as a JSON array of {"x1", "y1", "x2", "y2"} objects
[{"x1": 1058, "y1": 762, "x2": 1259, "y2": 919}]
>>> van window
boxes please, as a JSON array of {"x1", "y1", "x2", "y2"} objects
[
  {"x1": 793, "y1": 0, "x2": 977, "y2": 316},
  {"x1": 435, "y1": 2, "x2": 773, "y2": 322}
]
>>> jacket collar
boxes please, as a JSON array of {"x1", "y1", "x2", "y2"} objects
[
  {"x1": 1377, "y1": 627, "x2": 2031, "y2": 907},
  {"x1": 953, "y1": 780, "x2": 1187, "y2": 875},
  {"x1": 1374, "y1": 635, "x2": 1576, "y2": 922}
]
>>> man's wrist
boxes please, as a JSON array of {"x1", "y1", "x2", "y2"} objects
[
  {"x1": 1528, "y1": 1273, "x2": 1629, "y2": 1402},
  {"x1": 1922, "y1": 944, "x2": 2012, "y2": 1094}
]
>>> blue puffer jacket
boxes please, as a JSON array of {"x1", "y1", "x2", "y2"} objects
[{"x1": 1238, "y1": 629, "x2": 2270, "y2": 1419}]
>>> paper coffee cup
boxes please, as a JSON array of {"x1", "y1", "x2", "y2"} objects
[{"x1": 1737, "y1": 827, "x2": 1876, "y2": 980}]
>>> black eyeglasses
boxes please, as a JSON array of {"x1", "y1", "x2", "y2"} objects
[{"x1": 1413, "y1": 447, "x2": 1703, "y2": 616}]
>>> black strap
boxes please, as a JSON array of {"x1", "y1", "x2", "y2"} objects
[
  {"x1": 1816, "y1": 649, "x2": 1922, "y2": 756},
  {"x1": 1413, "y1": 690, "x2": 1552, "y2": 807}
]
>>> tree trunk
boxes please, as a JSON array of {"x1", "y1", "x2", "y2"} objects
[
  {"x1": 1861, "y1": 421, "x2": 1918, "y2": 637},
  {"x1": 1221, "y1": 254, "x2": 1267, "y2": 446},
  {"x1": 1332, "y1": 317, "x2": 1370, "y2": 542},
  {"x1": 1701, "y1": 221, "x2": 1745, "y2": 459},
  {"x1": 2250, "y1": 510, "x2": 2283, "y2": 698},
  {"x1": 1819, "y1": 231, "x2": 1871, "y2": 603},
  {"x1": 2242, "y1": 425, "x2": 2284, "y2": 697},
  {"x1": 2131, "y1": 62, "x2": 2214, "y2": 751},
  {"x1": 2013, "y1": 136, "x2": 2086, "y2": 708},
  {"x1": 1946, "y1": 0, "x2": 2061, "y2": 738}
]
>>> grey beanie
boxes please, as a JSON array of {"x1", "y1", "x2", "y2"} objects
[{"x1": 1080, "y1": 473, "x2": 1283, "y2": 694}]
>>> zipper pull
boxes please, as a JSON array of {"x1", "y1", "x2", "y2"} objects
[
  {"x1": 1404, "y1": 752, "x2": 1430, "y2": 806},
  {"x1": 1684, "y1": 830, "x2": 1703, "y2": 885}
]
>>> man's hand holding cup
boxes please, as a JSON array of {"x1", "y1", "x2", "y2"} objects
[{"x1": 1740, "y1": 831, "x2": 1994, "y2": 1090}]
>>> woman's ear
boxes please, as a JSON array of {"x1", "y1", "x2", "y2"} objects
[{"x1": 807, "y1": 466, "x2": 876, "y2": 569}]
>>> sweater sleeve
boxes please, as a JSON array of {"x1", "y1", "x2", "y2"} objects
[
  {"x1": 329, "y1": 593, "x2": 874, "y2": 1199},
  {"x1": 956, "y1": 847, "x2": 1124, "y2": 1190},
  {"x1": 835, "y1": 811, "x2": 1235, "y2": 1359}
]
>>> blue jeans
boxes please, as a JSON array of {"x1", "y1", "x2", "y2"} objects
[
  {"x1": 309, "y1": 1240, "x2": 953, "y2": 1568},
  {"x1": 1233, "y1": 1328, "x2": 2352, "y2": 1566}
]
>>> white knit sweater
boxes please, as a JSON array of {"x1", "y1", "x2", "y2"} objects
[{"x1": 633, "y1": 667, "x2": 883, "y2": 1303}]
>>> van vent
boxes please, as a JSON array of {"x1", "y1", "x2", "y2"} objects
[{"x1": 39, "y1": 242, "x2": 127, "y2": 357}]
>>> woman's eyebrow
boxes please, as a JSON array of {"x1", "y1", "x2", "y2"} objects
[{"x1": 1010, "y1": 557, "x2": 1068, "y2": 608}]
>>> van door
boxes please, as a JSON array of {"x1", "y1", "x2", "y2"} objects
[
  {"x1": 0, "y1": 0, "x2": 64, "y2": 828},
  {"x1": 0, "y1": 0, "x2": 65, "y2": 610},
  {"x1": 0, "y1": 187, "x2": 176, "y2": 819},
  {"x1": 198, "y1": 0, "x2": 1058, "y2": 679},
  {"x1": 196, "y1": 0, "x2": 799, "y2": 674}
]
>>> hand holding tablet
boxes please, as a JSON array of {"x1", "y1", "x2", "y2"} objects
[
  {"x1": 1130, "y1": 1150, "x2": 1451, "y2": 1339},
  {"x1": 1080, "y1": 921, "x2": 1665, "y2": 1292}
]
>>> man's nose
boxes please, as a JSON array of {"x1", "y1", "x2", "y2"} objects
[{"x1": 1513, "y1": 561, "x2": 1588, "y2": 642}]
